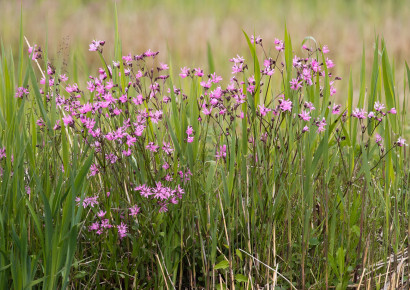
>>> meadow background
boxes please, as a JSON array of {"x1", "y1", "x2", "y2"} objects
[
  {"x1": 2, "y1": 0, "x2": 410, "y2": 93},
  {"x1": 1, "y1": 0, "x2": 410, "y2": 289}
]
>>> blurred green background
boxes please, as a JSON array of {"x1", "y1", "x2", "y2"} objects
[{"x1": 1, "y1": 0, "x2": 409, "y2": 96}]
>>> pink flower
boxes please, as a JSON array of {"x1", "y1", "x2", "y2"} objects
[
  {"x1": 326, "y1": 58, "x2": 334, "y2": 68},
  {"x1": 251, "y1": 35, "x2": 262, "y2": 45},
  {"x1": 352, "y1": 108, "x2": 367, "y2": 119},
  {"x1": 194, "y1": 68, "x2": 204, "y2": 77},
  {"x1": 76, "y1": 195, "x2": 99, "y2": 208},
  {"x1": 210, "y1": 73, "x2": 222, "y2": 83},
  {"x1": 374, "y1": 101, "x2": 385, "y2": 112},
  {"x1": 126, "y1": 135, "x2": 137, "y2": 147},
  {"x1": 66, "y1": 83, "x2": 79, "y2": 93},
  {"x1": 179, "y1": 67, "x2": 190, "y2": 78},
  {"x1": 290, "y1": 78, "x2": 303, "y2": 90},
  {"x1": 105, "y1": 153, "x2": 118, "y2": 164},
  {"x1": 146, "y1": 142, "x2": 159, "y2": 153},
  {"x1": 302, "y1": 126, "x2": 309, "y2": 133},
  {"x1": 274, "y1": 38, "x2": 284, "y2": 51},
  {"x1": 186, "y1": 126, "x2": 193, "y2": 135},
  {"x1": 331, "y1": 104, "x2": 341, "y2": 115},
  {"x1": 187, "y1": 136, "x2": 194, "y2": 143},
  {"x1": 316, "y1": 118, "x2": 327, "y2": 133},
  {"x1": 89, "y1": 164, "x2": 99, "y2": 176},
  {"x1": 59, "y1": 74, "x2": 68, "y2": 82},
  {"x1": 159, "y1": 63, "x2": 169, "y2": 70},
  {"x1": 14, "y1": 86, "x2": 29, "y2": 98},
  {"x1": 200, "y1": 80, "x2": 212, "y2": 89},
  {"x1": 311, "y1": 59, "x2": 321, "y2": 72},
  {"x1": 229, "y1": 55, "x2": 244, "y2": 63},
  {"x1": 202, "y1": 105, "x2": 212, "y2": 115},
  {"x1": 101, "y1": 219, "x2": 112, "y2": 229},
  {"x1": 397, "y1": 137, "x2": 407, "y2": 147},
  {"x1": 304, "y1": 102, "x2": 316, "y2": 111},
  {"x1": 144, "y1": 49, "x2": 158, "y2": 57},
  {"x1": 36, "y1": 118, "x2": 45, "y2": 127},
  {"x1": 322, "y1": 45, "x2": 330, "y2": 54},
  {"x1": 0, "y1": 147, "x2": 5, "y2": 160},
  {"x1": 216, "y1": 145, "x2": 227, "y2": 160},
  {"x1": 375, "y1": 134, "x2": 383, "y2": 146},
  {"x1": 89, "y1": 222, "x2": 100, "y2": 231},
  {"x1": 89, "y1": 40, "x2": 105, "y2": 52},
  {"x1": 298, "y1": 110, "x2": 311, "y2": 121},
  {"x1": 279, "y1": 99, "x2": 292, "y2": 112},
  {"x1": 97, "y1": 210, "x2": 106, "y2": 218},
  {"x1": 162, "y1": 142, "x2": 174, "y2": 155},
  {"x1": 129, "y1": 205, "x2": 140, "y2": 216},
  {"x1": 62, "y1": 115, "x2": 74, "y2": 126},
  {"x1": 388, "y1": 108, "x2": 397, "y2": 114},
  {"x1": 258, "y1": 104, "x2": 271, "y2": 116}
]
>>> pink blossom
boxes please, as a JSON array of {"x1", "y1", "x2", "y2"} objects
[
  {"x1": 89, "y1": 164, "x2": 99, "y2": 176},
  {"x1": 331, "y1": 104, "x2": 341, "y2": 115},
  {"x1": 304, "y1": 102, "x2": 316, "y2": 111},
  {"x1": 89, "y1": 222, "x2": 100, "y2": 232},
  {"x1": 200, "y1": 80, "x2": 212, "y2": 89},
  {"x1": 322, "y1": 45, "x2": 330, "y2": 54},
  {"x1": 62, "y1": 115, "x2": 74, "y2": 126},
  {"x1": 146, "y1": 142, "x2": 159, "y2": 153},
  {"x1": 258, "y1": 104, "x2": 271, "y2": 116},
  {"x1": 162, "y1": 142, "x2": 174, "y2": 155},
  {"x1": 250, "y1": 35, "x2": 262, "y2": 44},
  {"x1": 129, "y1": 205, "x2": 141, "y2": 216},
  {"x1": 326, "y1": 58, "x2": 334, "y2": 68},
  {"x1": 229, "y1": 55, "x2": 244, "y2": 63},
  {"x1": 36, "y1": 119, "x2": 45, "y2": 127},
  {"x1": 186, "y1": 126, "x2": 193, "y2": 135},
  {"x1": 388, "y1": 108, "x2": 397, "y2": 114},
  {"x1": 76, "y1": 195, "x2": 99, "y2": 208},
  {"x1": 274, "y1": 38, "x2": 284, "y2": 51},
  {"x1": 290, "y1": 78, "x2": 303, "y2": 90},
  {"x1": 352, "y1": 108, "x2": 367, "y2": 119},
  {"x1": 0, "y1": 148, "x2": 6, "y2": 160},
  {"x1": 179, "y1": 67, "x2": 190, "y2": 78},
  {"x1": 311, "y1": 59, "x2": 321, "y2": 72},
  {"x1": 202, "y1": 105, "x2": 212, "y2": 115},
  {"x1": 216, "y1": 145, "x2": 227, "y2": 160},
  {"x1": 375, "y1": 134, "x2": 383, "y2": 146},
  {"x1": 89, "y1": 40, "x2": 105, "y2": 52},
  {"x1": 14, "y1": 86, "x2": 29, "y2": 98},
  {"x1": 279, "y1": 99, "x2": 292, "y2": 112},
  {"x1": 159, "y1": 63, "x2": 169, "y2": 70},
  {"x1": 397, "y1": 137, "x2": 407, "y2": 147},
  {"x1": 302, "y1": 126, "x2": 310, "y2": 132},
  {"x1": 97, "y1": 210, "x2": 106, "y2": 218},
  {"x1": 194, "y1": 68, "x2": 204, "y2": 77},
  {"x1": 66, "y1": 84, "x2": 79, "y2": 93},
  {"x1": 298, "y1": 110, "x2": 311, "y2": 121},
  {"x1": 210, "y1": 73, "x2": 222, "y2": 83},
  {"x1": 374, "y1": 101, "x2": 385, "y2": 112},
  {"x1": 144, "y1": 49, "x2": 158, "y2": 57},
  {"x1": 316, "y1": 117, "x2": 327, "y2": 133}
]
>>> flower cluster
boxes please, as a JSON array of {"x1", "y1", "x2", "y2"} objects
[{"x1": 24, "y1": 36, "x2": 406, "y2": 243}]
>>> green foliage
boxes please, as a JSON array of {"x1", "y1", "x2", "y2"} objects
[{"x1": 0, "y1": 20, "x2": 409, "y2": 289}]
